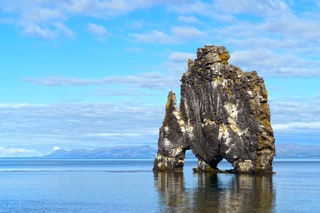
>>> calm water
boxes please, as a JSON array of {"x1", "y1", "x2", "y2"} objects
[{"x1": 0, "y1": 159, "x2": 319, "y2": 212}]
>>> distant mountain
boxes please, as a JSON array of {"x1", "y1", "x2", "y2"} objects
[
  {"x1": 44, "y1": 145, "x2": 157, "y2": 159},
  {"x1": 43, "y1": 144, "x2": 320, "y2": 159}
]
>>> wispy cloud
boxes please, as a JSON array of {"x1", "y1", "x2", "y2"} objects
[
  {"x1": 84, "y1": 132, "x2": 143, "y2": 138},
  {"x1": 167, "y1": 1, "x2": 213, "y2": 16},
  {"x1": 0, "y1": 0, "x2": 190, "y2": 39},
  {"x1": 214, "y1": 0, "x2": 289, "y2": 16},
  {"x1": 62, "y1": 0, "x2": 148, "y2": 17},
  {"x1": 0, "y1": 102, "x2": 164, "y2": 152},
  {"x1": 23, "y1": 72, "x2": 178, "y2": 89},
  {"x1": 23, "y1": 22, "x2": 74, "y2": 39},
  {"x1": 230, "y1": 49, "x2": 320, "y2": 77},
  {"x1": 87, "y1": 23, "x2": 108, "y2": 40},
  {"x1": 0, "y1": 1, "x2": 71, "y2": 39},
  {"x1": 164, "y1": 52, "x2": 195, "y2": 76},
  {"x1": 212, "y1": 10, "x2": 320, "y2": 77},
  {"x1": 273, "y1": 122, "x2": 320, "y2": 132},
  {"x1": 0, "y1": 146, "x2": 41, "y2": 157},
  {"x1": 270, "y1": 98, "x2": 320, "y2": 124},
  {"x1": 177, "y1": 16, "x2": 201, "y2": 24},
  {"x1": 89, "y1": 87, "x2": 154, "y2": 97},
  {"x1": 131, "y1": 30, "x2": 171, "y2": 43},
  {"x1": 131, "y1": 26, "x2": 206, "y2": 43}
]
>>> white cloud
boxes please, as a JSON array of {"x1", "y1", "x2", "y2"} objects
[
  {"x1": 24, "y1": 72, "x2": 178, "y2": 89},
  {"x1": 54, "y1": 22, "x2": 74, "y2": 38},
  {"x1": 63, "y1": 0, "x2": 141, "y2": 17},
  {"x1": 87, "y1": 23, "x2": 108, "y2": 37},
  {"x1": 270, "y1": 98, "x2": 320, "y2": 123},
  {"x1": 230, "y1": 49, "x2": 320, "y2": 77},
  {"x1": 259, "y1": 15, "x2": 320, "y2": 48},
  {"x1": 0, "y1": 1, "x2": 69, "y2": 39},
  {"x1": 49, "y1": 0, "x2": 193, "y2": 18},
  {"x1": 24, "y1": 24, "x2": 56, "y2": 39},
  {"x1": 167, "y1": 1, "x2": 212, "y2": 16},
  {"x1": 23, "y1": 22, "x2": 74, "y2": 39},
  {"x1": 273, "y1": 122, "x2": 320, "y2": 132},
  {"x1": 0, "y1": 103, "x2": 31, "y2": 109},
  {"x1": 171, "y1": 26, "x2": 205, "y2": 40},
  {"x1": 132, "y1": 26, "x2": 206, "y2": 43},
  {"x1": 0, "y1": 0, "x2": 319, "y2": 54},
  {"x1": 24, "y1": 7, "x2": 64, "y2": 24},
  {"x1": 53, "y1": 146, "x2": 61, "y2": 151},
  {"x1": 0, "y1": 146, "x2": 41, "y2": 157},
  {"x1": 164, "y1": 52, "x2": 195, "y2": 76},
  {"x1": 219, "y1": 10, "x2": 320, "y2": 77},
  {"x1": 0, "y1": 101, "x2": 164, "y2": 154},
  {"x1": 177, "y1": 15, "x2": 200, "y2": 24},
  {"x1": 84, "y1": 133, "x2": 142, "y2": 137},
  {"x1": 0, "y1": 0, "x2": 198, "y2": 39},
  {"x1": 202, "y1": 1, "x2": 320, "y2": 78},
  {"x1": 0, "y1": 0, "x2": 155, "y2": 39},
  {"x1": 168, "y1": 52, "x2": 195, "y2": 63},
  {"x1": 214, "y1": 0, "x2": 289, "y2": 16},
  {"x1": 90, "y1": 87, "x2": 152, "y2": 97},
  {"x1": 213, "y1": 14, "x2": 320, "y2": 53},
  {"x1": 132, "y1": 30, "x2": 172, "y2": 43}
]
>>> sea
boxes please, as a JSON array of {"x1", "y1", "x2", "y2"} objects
[{"x1": 0, "y1": 158, "x2": 319, "y2": 213}]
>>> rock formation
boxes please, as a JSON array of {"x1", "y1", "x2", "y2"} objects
[{"x1": 153, "y1": 45, "x2": 275, "y2": 173}]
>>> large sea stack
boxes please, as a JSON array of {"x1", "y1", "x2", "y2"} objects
[{"x1": 153, "y1": 45, "x2": 275, "y2": 173}]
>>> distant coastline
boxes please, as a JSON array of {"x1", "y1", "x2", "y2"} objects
[
  {"x1": 35, "y1": 143, "x2": 320, "y2": 160},
  {"x1": 1, "y1": 143, "x2": 319, "y2": 159}
]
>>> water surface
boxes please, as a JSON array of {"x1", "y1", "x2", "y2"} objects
[{"x1": 0, "y1": 159, "x2": 319, "y2": 212}]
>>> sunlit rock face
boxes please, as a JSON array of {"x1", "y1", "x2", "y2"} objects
[{"x1": 153, "y1": 45, "x2": 275, "y2": 173}]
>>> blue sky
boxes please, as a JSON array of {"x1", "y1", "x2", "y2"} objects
[{"x1": 0, "y1": 0, "x2": 319, "y2": 157}]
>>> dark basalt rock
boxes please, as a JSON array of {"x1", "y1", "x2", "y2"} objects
[{"x1": 153, "y1": 45, "x2": 275, "y2": 173}]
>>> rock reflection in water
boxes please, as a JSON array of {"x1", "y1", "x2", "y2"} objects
[
  {"x1": 153, "y1": 172, "x2": 186, "y2": 212},
  {"x1": 154, "y1": 172, "x2": 274, "y2": 212}
]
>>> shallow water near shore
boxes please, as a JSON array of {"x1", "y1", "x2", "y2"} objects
[{"x1": 0, "y1": 159, "x2": 319, "y2": 212}]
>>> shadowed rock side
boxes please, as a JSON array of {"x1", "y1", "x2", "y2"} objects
[{"x1": 153, "y1": 45, "x2": 275, "y2": 173}]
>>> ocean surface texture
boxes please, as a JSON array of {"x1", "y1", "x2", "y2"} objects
[{"x1": 0, "y1": 158, "x2": 319, "y2": 212}]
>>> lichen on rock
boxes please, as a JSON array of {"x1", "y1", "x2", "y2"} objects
[{"x1": 153, "y1": 45, "x2": 275, "y2": 173}]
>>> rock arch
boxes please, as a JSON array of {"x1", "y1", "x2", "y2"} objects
[{"x1": 153, "y1": 45, "x2": 275, "y2": 173}]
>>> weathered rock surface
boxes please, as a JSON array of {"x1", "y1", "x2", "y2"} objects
[{"x1": 153, "y1": 45, "x2": 275, "y2": 173}]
